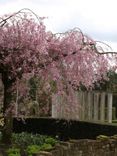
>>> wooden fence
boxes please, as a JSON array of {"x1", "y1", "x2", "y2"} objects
[{"x1": 52, "y1": 92, "x2": 114, "y2": 123}]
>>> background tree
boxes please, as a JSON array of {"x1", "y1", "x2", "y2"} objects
[{"x1": 0, "y1": 9, "x2": 112, "y2": 144}]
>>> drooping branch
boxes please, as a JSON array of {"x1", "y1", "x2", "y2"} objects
[
  {"x1": 0, "y1": 8, "x2": 116, "y2": 144},
  {"x1": 0, "y1": 8, "x2": 114, "y2": 90},
  {"x1": 0, "y1": 8, "x2": 42, "y2": 27},
  {"x1": 94, "y1": 41, "x2": 116, "y2": 55}
]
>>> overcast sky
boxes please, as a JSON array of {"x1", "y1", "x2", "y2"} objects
[{"x1": 0, "y1": 0, "x2": 117, "y2": 51}]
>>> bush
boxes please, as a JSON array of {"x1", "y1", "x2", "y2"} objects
[
  {"x1": 12, "y1": 132, "x2": 48, "y2": 147},
  {"x1": 45, "y1": 137, "x2": 57, "y2": 146},
  {"x1": 0, "y1": 132, "x2": 58, "y2": 155},
  {"x1": 26, "y1": 145, "x2": 40, "y2": 156},
  {"x1": 26, "y1": 143, "x2": 53, "y2": 156},
  {"x1": 7, "y1": 147, "x2": 21, "y2": 156},
  {"x1": 40, "y1": 143, "x2": 53, "y2": 151}
]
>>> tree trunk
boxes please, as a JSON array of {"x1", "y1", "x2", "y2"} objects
[{"x1": 1, "y1": 72, "x2": 15, "y2": 145}]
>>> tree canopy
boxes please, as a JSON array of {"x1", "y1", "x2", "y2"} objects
[
  {"x1": 0, "y1": 9, "x2": 114, "y2": 144},
  {"x1": 0, "y1": 9, "x2": 110, "y2": 90}
]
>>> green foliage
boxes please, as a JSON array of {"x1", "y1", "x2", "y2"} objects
[
  {"x1": 107, "y1": 71, "x2": 117, "y2": 92},
  {"x1": 12, "y1": 132, "x2": 48, "y2": 147},
  {"x1": 26, "y1": 145, "x2": 40, "y2": 156},
  {"x1": 28, "y1": 77, "x2": 39, "y2": 101},
  {"x1": 11, "y1": 132, "x2": 58, "y2": 149},
  {"x1": 0, "y1": 132, "x2": 58, "y2": 155},
  {"x1": 79, "y1": 70, "x2": 117, "y2": 92},
  {"x1": 96, "y1": 134, "x2": 117, "y2": 141},
  {"x1": 94, "y1": 71, "x2": 117, "y2": 92},
  {"x1": 7, "y1": 147, "x2": 21, "y2": 156},
  {"x1": 96, "y1": 135, "x2": 110, "y2": 141},
  {"x1": 26, "y1": 143, "x2": 53, "y2": 156},
  {"x1": 45, "y1": 137, "x2": 57, "y2": 146},
  {"x1": 40, "y1": 143, "x2": 53, "y2": 151},
  {"x1": 50, "y1": 80, "x2": 57, "y2": 93},
  {"x1": 110, "y1": 134, "x2": 117, "y2": 140}
]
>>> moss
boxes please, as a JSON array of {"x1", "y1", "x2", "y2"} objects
[
  {"x1": 96, "y1": 135, "x2": 110, "y2": 141},
  {"x1": 110, "y1": 134, "x2": 117, "y2": 140}
]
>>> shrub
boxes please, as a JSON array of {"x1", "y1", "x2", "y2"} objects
[
  {"x1": 26, "y1": 145, "x2": 40, "y2": 156},
  {"x1": 40, "y1": 143, "x2": 53, "y2": 151},
  {"x1": 7, "y1": 147, "x2": 21, "y2": 156},
  {"x1": 45, "y1": 137, "x2": 57, "y2": 146},
  {"x1": 12, "y1": 132, "x2": 47, "y2": 147},
  {"x1": 0, "y1": 132, "x2": 58, "y2": 155},
  {"x1": 26, "y1": 143, "x2": 53, "y2": 156}
]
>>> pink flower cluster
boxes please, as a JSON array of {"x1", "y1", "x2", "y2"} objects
[{"x1": 0, "y1": 11, "x2": 111, "y2": 92}]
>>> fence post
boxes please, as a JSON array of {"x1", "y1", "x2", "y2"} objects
[
  {"x1": 100, "y1": 92, "x2": 105, "y2": 122},
  {"x1": 107, "y1": 93, "x2": 112, "y2": 123},
  {"x1": 94, "y1": 92, "x2": 99, "y2": 121},
  {"x1": 87, "y1": 92, "x2": 93, "y2": 120},
  {"x1": 76, "y1": 91, "x2": 82, "y2": 120},
  {"x1": 52, "y1": 94, "x2": 58, "y2": 118},
  {"x1": 84, "y1": 92, "x2": 88, "y2": 120},
  {"x1": 52, "y1": 94, "x2": 63, "y2": 118},
  {"x1": 80, "y1": 91, "x2": 85, "y2": 120}
]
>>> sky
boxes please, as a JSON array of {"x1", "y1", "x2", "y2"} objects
[{"x1": 0, "y1": 0, "x2": 117, "y2": 51}]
